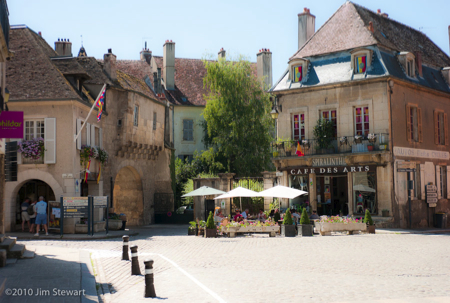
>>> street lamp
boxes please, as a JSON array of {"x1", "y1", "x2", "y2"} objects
[{"x1": 270, "y1": 107, "x2": 279, "y2": 119}]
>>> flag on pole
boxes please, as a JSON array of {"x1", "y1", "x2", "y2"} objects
[
  {"x1": 84, "y1": 160, "x2": 91, "y2": 183},
  {"x1": 296, "y1": 140, "x2": 304, "y2": 157},
  {"x1": 97, "y1": 165, "x2": 101, "y2": 184},
  {"x1": 95, "y1": 85, "x2": 106, "y2": 122}
]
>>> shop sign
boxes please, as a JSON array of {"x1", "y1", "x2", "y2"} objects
[
  {"x1": 312, "y1": 157, "x2": 346, "y2": 167},
  {"x1": 94, "y1": 196, "x2": 108, "y2": 208},
  {"x1": 425, "y1": 185, "x2": 438, "y2": 204},
  {"x1": 63, "y1": 197, "x2": 88, "y2": 218},
  {"x1": 394, "y1": 147, "x2": 449, "y2": 160},
  {"x1": 289, "y1": 165, "x2": 376, "y2": 175},
  {"x1": 0, "y1": 111, "x2": 24, "y2": 139}
]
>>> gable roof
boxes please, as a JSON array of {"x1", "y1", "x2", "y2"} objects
[
  {"x1": 76, "y1": 57, "x2": 114, "y2": 86},
  {"x1": 116, "y1": 69, "x2": 155, "y2": 99},
  {"x1": 291, "y1": 2, "x2": 450, "y2": 67},
  {"x1": 7, "y1": 27, "x2": 83, "y2": 101}
]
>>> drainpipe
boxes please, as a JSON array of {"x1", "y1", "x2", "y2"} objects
[
  {"x1": 172, "y1": 106, "x2": 175, "y2": 148},
  {"x1": 388, "y1": 79, "x2": 397, "y2": 226}
]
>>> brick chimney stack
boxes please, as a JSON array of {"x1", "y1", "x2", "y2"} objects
[
  {"x1": 298, "y1": 8, "x2": 315, "y2": 50},
  {"x1": 140, "y1": 41, "x2": 152, "y2": 64},
  {"x1": 103, "y1": 48, "x2": 117, "y2": 81},
  {"x1": 163, "y1": 40, "x2": 175, "y2": 90},
  {"x1": 218, "y1": 48, "x2": 226, "y2": 59},
  {"x1": 257, "y1": 48, "x2": 272, "y2": 89},
  {"x1": 55, "y1": 38, "x2": 72, "y2": 57}
]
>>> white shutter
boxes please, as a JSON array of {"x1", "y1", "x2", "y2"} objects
[
  {"x1": 44, "y1": 118, "x2": 56, "y2": 164},
  {"x1": 99, "y1": 128, "x2": 103, "y2": 149},
  {"x1": 91, "y1": 125, "x2": 96, "y2": 147},
  {"x1": 76, "y1": 119, "x2": 82, "y2": 150},
  {"x1": 86, "y1": 123, "x2": 91, "y2": 146},
  {"x1": 436, "y1": 166, "x2": 441, "y2": 199}
]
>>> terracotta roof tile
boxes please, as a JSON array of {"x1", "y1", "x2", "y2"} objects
[
  {"x1": 51, "y1": 58, "x2": 91, "y2": 78},
  {"x1": 7, "y1": 28, "x2": 82, "y2": 101}
]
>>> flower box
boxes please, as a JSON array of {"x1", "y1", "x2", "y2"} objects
[
  {"x1": 281, "y1": 224, "x2": 296, "y2": 237},
  {"x1": 298, "y1": 224, "x2": 313, "y2": 237},
  {"x1": 108, "y1": 219, "x2": 123, "y2": 230},
  {"x1": 225, "y1": 226, "x2": 279, "y2": 238},
  {"x1": 315, "y1": 222, "x2": 367, "y2": 236}
]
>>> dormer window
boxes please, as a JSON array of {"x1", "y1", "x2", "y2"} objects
[
  {"x1": 288, "y1": 58, "x2": 309, "y2": 84},
  {"x1": 398, "y1": 52, "x2": 415, "y2": 78},
  {"x1": 407, "y1": 59, "x2": 414, "y2": 77},
  {"x1": 350, "y1": 49, "x2": 373, "y2": 75}
]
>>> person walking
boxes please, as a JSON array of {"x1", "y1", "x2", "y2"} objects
[
  {"x1": 21, "y1": 198, "x2": 31, "y2": 231},
  {"x1": 29, "y1": 200, "x2": 37, "y2": 234},
  {"x1": 34, "y1": 196, "x2": 48, "y2": 236}
]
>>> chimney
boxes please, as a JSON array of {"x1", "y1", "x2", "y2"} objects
[
  {"x1": 368, "y1": 21, "x2": 374, "y2": 33},
  {"x1": 153, "y1": 72, "x2": 159, "y2": 94},
  {"x1": 54, "y1": 38, "x2": 72, "y2": 57},
  {"x1": 381, "y1": 13, "x2": 388, "y2": 18},
  {"x1": 257, "y1": 48, "x2": 273, "y2": 89},
  {"x1": 157, "y1": 67, "x2": 162, "y2": 94},
  {"x1": 140, "y1": 41, "x2": 152, "y2": 64},
  {"x1": 442, "y1": 67, "x2": 450, "y2": 86},
  {"x1": 298, "y1": 8, "x2": 315, "y2": 50},
  {"x1": 163, "y1": 40, "x2": 175, "y2": 90},
  {"x1": 103, "y1": 48, "x2": 117, "y2": 81},
  {"x1": 218, "y1": 48, "x2": 226, "y2": 59},
  {"x1": 414, "y1": 51, "x2": 423, "y2": 77}
]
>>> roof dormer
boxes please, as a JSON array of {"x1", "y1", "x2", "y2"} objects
[
  {"x1": 288, "y1": 58, "x2": 309, "y2": 84},
  {"x1": 398, "y1": 52, "x2": 416, "y2": 78},
  {"x1": 350, "y1": 48, "x2": 373, "y2": 75}
]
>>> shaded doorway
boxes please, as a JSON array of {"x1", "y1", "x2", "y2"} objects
[
  {"x1": 113, "y1": 166, "x2": 144, "y2": 225},
  {"x1": 316, "y1": 175, "x2": 348, "y2": 216},
  {"x1": 16, "y1": 179, "x2": 55, "y2": 225}
]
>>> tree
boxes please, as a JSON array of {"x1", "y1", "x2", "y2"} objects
[{"x1": 202, "y1": 56, "x2": 274, "y2": 176}]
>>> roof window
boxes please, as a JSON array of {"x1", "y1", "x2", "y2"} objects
[
  {"x1": 350, "y1": 48, "x2": 373, "y2": 75},
  {"x1": 288, "y1": 58, "x2": 309, "y2": 84},
  {"x1": 398, "y1": 52, "x2": 416, "y2": 78}
]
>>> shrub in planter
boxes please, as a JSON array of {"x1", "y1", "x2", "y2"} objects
[
  {"x1": 298, "y1": 208, "x2": 313, "y2": 237},
  {"x1": 364, "y1": 209, "x2": 375, "y2": 234},
  {"x1": 205, "y1": 211, "x2": 216, "y2": 238},
  {"x1": 281, "y1": 209, "x2": 296, "y2": 237},
  {"x1": 188, "y1": 221, "x2": 197, "y2": 235}
]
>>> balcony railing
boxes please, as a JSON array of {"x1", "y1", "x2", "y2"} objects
[
  {"x1": 0, "y1": 0, "x2": 9, "y2": 47},
  {"x1": 271, "y1": 133, "x2": 389, "y2": 158}
]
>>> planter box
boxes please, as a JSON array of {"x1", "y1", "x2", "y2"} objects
[
  {"x1": 382, "y1": 210, "x2": 390, "y2": 217},
  {"x1": 75, "y1": 221, "x2": 105, "y2": 234},
  {"x1": 108, "y1": 219, "x2": 123, "y2": 230},
  {"x1": 315, "y1": 222, "x2": 367, "y2": 236},
  {"x1": 204, "y1": 228, "x2": 216, "y2": 238},
  {"x1": 298, "y1": 224, "x2": 313, "y2": 237},
  {"x1": 367, "y1": 225, "x2": 376, "y2": 234},
  {"x1": 188, "y1": 228, "x2": 196, "y2": 235},
  {"x1": 281, "y1": 224, "x2": 296, "y2": 237},
  {"x1": 225, "y1": 226, "x2": 279, "y2": 238}
]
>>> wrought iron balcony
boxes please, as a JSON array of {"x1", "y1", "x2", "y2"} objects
[{"x1": 271, "y1": 133, "x2": 389, "y2": 158}]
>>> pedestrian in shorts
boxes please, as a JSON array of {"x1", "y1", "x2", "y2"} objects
[{"x1": 34, "y1": 196, "x2": 48, "y2": 236}]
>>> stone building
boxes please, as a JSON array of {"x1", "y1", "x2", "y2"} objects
[
  {"x1": 271, "y1": 3, "x2": 450, "y2": 228},
  {"x1": 4, "y1": 25, "x2": 172, "y2": 231}
]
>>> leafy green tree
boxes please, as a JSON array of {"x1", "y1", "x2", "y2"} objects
[
  {"x1": 313, "y1": 119, "x2": 335, "y2": 150},
  {"x1": 202, "y1": 56, "x2": 274, "y2": 176}
]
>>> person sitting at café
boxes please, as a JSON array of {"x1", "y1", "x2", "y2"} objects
[
  {"x1": 309, "y1": 210, "x2": 320, "y2": 220},
  {"x1": 292, "y1": 209, "x2": 301, "y2": 223},
  {"x1": 214, "y1": 209, "x2": 224, "y2": 223},
  {"x1": 241, "y1": 209, "x2": 249, "y2": 219},
  {"x1": 257, "y1": 209, "x2": 266, "y2": 221},
  {"x1": 233, "y1": 209, "x2": 243, "y2": 222}
]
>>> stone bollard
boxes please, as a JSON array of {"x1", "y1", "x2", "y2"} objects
[
  {"x1": 122, "y1": 235, "x2": 130, "y2": 260},
  {"x1": 144, "y1": 259, "x2": 156, "y2": 298},
  {"x1": 130, "y1": 245, "x2": 141, "y2": 275}
]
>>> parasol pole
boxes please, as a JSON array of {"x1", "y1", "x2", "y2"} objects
[{"x1": 240, "y1": 197, "x2": 242, "y2": 212}]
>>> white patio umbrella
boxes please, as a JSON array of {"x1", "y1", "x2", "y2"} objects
[
  {"x1": 181, "y1": 186, "x2": 226, "y2": 197},
  {"x1": 258, "y1": 185, "x2": 308, "y2": 199},
  {"x1": 214, "y1": 186, "x2": 259, "y2": 212},
  {"x1": 353, "y1": 184, "x2": 376, "y2": 193}
]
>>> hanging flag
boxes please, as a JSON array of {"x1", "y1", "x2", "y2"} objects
[
  {"x1": 294, "y1": 65, "x2": 302, "y2": 82},
  {"x1": 296, "y1": 140, "x2": 304, "y2": 157},
  {"x1": 95, "y1": 85, "x2": 106, "y2": 122},
  {"x1": 84, "y1": 160, "x2": 91, "y2": 183},
  {"x1": 97, "y1": 165, "x2": 101, "y2": 184},
  {"x1": 357, "y1": 56, "x2": 366, "y2": 73}
]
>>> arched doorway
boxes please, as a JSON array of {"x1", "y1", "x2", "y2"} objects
[
  {"x1": 15, "y1": 179, "x2": 55, "y2": 227},
  {"x1": 113, "y1": 166, "x2": 144, "y2": 225}
]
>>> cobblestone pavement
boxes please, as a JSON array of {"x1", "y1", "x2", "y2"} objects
[{"x1": 16, "y1": 226, "x2": 450, "y2": 303}]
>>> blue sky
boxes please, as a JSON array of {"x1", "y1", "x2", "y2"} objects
[{"x1": 9, "y1": 0, "x2": 450, "y2": 81}]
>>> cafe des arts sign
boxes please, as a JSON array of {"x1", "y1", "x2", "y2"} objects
[{"x1": 393, "y1": 147, "x2": 449, "y2": 160}]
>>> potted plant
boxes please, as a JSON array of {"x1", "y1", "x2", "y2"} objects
[
  {"x1": 379, "y1": 143, "x2": 388, "y2": 151},
  {"x1": 205, "y1": 211, "x2": 216, "y2": 238},
  {"x1": 382, "y1": 209, "x2": 390, "y2": 217},
  {"x1": 301, "y1": 139, "x2": 310, "y2": 150},
  {"x1": 364, "y1": 209, "x2": 375, "y2": 234},
  {"x1": 108, "y1": 213, "x2": 123, "y2": 230},
  {"x1": 368, "y1": 133, "x2": 377, "y2": 144},
  {"x1": 354, "y1": 135, "x2": 363, "y2": 144},
  {"x1": 313, "y1": 119, "x2": 335, "y2": 154},
  {"x1": 188, "y1": 221, "x2": 197, "y2": 235},
  {"x1": 281, "y1": 209, "x2": 296, "y2": 237},
  {"x1": 18, "y1": 137, "x2": 46, "y2": 162},
  {"x1": 298, "y1": 208, "x2": 313, "y2": 236},
  {"x1": 198, "y1": 220, "x2": 206, "y2": 236},
  {"x1": 339, "y1": 136, "x2": 348, "y2": 146},
  {"x1": 367, "y1": 143, "x2": 374, "y2": 151}
]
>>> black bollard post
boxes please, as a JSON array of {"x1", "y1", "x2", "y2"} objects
[
  {"x1": 144, "y1": 259, "x2": 156, "y2": 298},
  {"x1": 130, "y1": 245, "x2": 141, "y2": 275},
  {"x1": 122, "y1": 235, "x2": 130, "y2": 260}
]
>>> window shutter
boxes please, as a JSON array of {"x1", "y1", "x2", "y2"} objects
[
  {"x1": 417, "y1": 108, "x2": 423, "y2": 143},
  {"x1": 189, "y1": 120, "x2": 193, "y2": 141},
  {"x1": 86, "y1": 123, "x2": 91, "y2": 146},
  {"x1": 91, "y1": 125, "x2": 96, "y2": 147},
  {"x1": 445, "y1": 113, "x2": 448, "y2": 146},
  {"x1": 434, "y1": 110, "x2": 439, "y2": 145},
  {"x1": 406, "y1": 105, "x2": 412, "y2": 142},
  {"x1": 99, "y1": 128, "x2": 103, "y2": 149},
  {"x1": 436, "y1": 166, "x2": 441, "y2": 199},
  {"x1": 76, "y1": 119, "x2": 82, "y2": 150},
  {"x1": 13, "y1": 139, "x2": 23, "y2": 164},
  {"x1": 44, "y1": 118, "x2": 56, "y2": 164}
]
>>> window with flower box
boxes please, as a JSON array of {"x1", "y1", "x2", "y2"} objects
[
  {"x1": 320, "y1": 110, "x2": 337, "y2": 137},
  {"x1": 354, "y1": 107, "x2": 369, "y2": 136},
  {"x1": 25, "y1": 120, "x2": 45, "y2": 140},
  {"x1": 292, "y1": 114, "x2": 305, "y2": 141}
]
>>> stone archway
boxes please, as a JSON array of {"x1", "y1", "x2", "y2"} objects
[{"x1": 113, "y1": 166, "x2": 144, "y2": 225}]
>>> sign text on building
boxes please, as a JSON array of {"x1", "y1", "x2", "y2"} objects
[
  {"x1": 0, "y1": 111, "x2": 24, "y2": 139},
  {"x1": 289, "y1": 165, "x2": 375, "y2": 175},
  {"x1": 394, "y1": 147, "x2": 449, "y2": 160},
  {"x1": 312, "y1": 157, "x2": 346, "y2": 167}
]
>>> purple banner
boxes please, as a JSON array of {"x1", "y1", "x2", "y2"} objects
[{"x1": 0, "y1": 111, "x2": 24, "y2": 139}]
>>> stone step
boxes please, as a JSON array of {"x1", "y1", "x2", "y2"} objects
[
  {"x1": 7, "y1": 244, "x2": 25, "y2": 259},
  {"x1": 0, "y1": 238, "x2": 16, "y2": 251},
  {"x1": 0, "y1": 234, "x2": 5, "y2": 243},
  {"x1": 21, "y1": 249, "x2": 35, "y2": 259}
]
